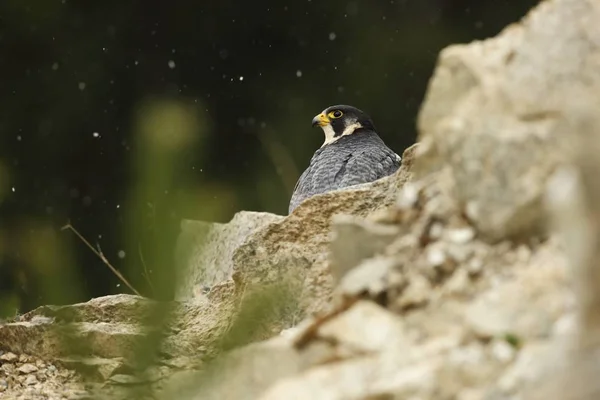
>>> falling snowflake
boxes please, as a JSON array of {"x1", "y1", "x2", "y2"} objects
[{"x1": 168, "y1": 60, "x2": 176, "y2": 69}]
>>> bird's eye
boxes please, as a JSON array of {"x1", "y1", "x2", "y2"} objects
[{"x1": 328, "y1": 110, "x2": 343, "y2": 119}]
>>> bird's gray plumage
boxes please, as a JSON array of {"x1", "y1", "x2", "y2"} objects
[{"x1": 289, "y1": 106, "x2": 400, "y2": 214}]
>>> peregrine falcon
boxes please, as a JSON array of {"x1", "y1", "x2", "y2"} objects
[{"x1": 289, "y1": 105, "x2": 401, "y2": 213}]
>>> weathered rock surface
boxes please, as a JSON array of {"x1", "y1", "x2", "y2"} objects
[
  {"x1": 416, "y1": 0, "x2": 600, "y2": 240},
  {"x1": 0, "y1": 287, "x2": 237, "y2": 399},
  {"x1": 3, "y1": 0, "x2": 600, "y2": 399},
  {"x1": 175, "y1": 212, "x2": 284, "y2": 301},
  {"x1": 0, "y1": 351, "x2": 84, "y2": 400}
]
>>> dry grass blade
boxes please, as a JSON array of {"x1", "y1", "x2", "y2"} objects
[
  {"x1": 61, "y1": 222, "x2": 142, "y2": 296},
  {"x1": 138, "y1": 242, "x2": 155, "y2": 294}
]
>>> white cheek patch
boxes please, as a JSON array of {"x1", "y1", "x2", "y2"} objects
[
  {"x1": 321, "y1": 124, "x2": 336, "y2": 146},
  {"x1": 341, "y1": 122, "x2": 362, "y2": 137},
  {"x1": 321, "y1": 120, "x2": 363, "y2": 147}
]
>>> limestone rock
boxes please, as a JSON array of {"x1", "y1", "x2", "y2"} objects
[
  {"x1": 0, "y1": 352, "x2": 18, "y2": 362},
  {"x1": 0, "y1": 291, "x2": 237, "y2": 398},
  {"x1": 465, "y1": 237, "x2": 570, "y2": 340},
  {"x1": 416, "y1": 0, "x2": 600, "y2": 240},
  {"x1": 316, "y1": 300, "x2": 408, "y2": 354},
  {"x1": 259, "y1": 356, "x2": 439, "y2": 400},
  {"x1": 56, "y1": 357, "x2": 125, "y2": 381},
  {"x1": 329, "y1": 215, "x2": 401, "y2": 283},
  {"x1": 175, "y1": 211, "x2": 284, "y2": 301},
  {"x1": 0, "y1": 349, "x2": 83, "y2": 400},
  {"x1": 17, "y1": 364, "x2": 38, "y2": 374},
  {"x1": 171, "y1": 337, "x2": 313, "y2": 400},
  {"x1": 336, "y1": 256, "x2": 397, "y2": 301}
]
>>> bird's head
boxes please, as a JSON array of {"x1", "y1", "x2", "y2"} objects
[{"x1": 311, "y1": 105, "x2": 376, "y2": 146}]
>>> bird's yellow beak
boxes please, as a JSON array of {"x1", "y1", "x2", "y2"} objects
[{"x1": 312, "y1": 113, "x2": 330, "y2": 127}]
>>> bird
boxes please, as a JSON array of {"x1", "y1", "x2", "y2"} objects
[{"x1": 289, "y1": 105, "x2": 401, "y2": 214}]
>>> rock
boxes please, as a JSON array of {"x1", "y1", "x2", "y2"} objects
[
  {"x1": 109, "y1": 374, "x2": 148, "y2": 385},
  {"x1": 394, "y1": 274, "x2": 432, "y2": 310},
  {"x1": 0, "y1": 352, "x2": 18, "y2": 362},
  {"x1": 490, "y1": 339, "x2": 516, "y2": 363},
  {"x1": 1, "y1": 292, "x2": 237, "y2": 362},
  {"x1": 56, "y1": 357, "x2": 124, "y2": 381},
  {"x1": 0, "y1": 349, "x2": 90, "y2": 400},
  {"x1": 497, "y1": 342, "x2": 554, "y2": 395},
  {"x1": 528, "y1": 8, "x2": 600, "y2": 399},
  {"x1": 336, "y1": 256, "x2": 397, "y2": 300},
  {"x1": 465, "y1": 238, "x2": 569, "y2": 340},
  {"x1": 168, "y1": 336, "x2": 317, "y2": 400},
  {"x1": 416, "y1": 0, "x2": 600, "y2": 240},
  {"x1": 259, "y1": 356, "x2": 440, "y2": 400},
  {"x1": 175, "y1": 212, "x2": 284, "y2": 301},
  {"x1": 329, "y1": 215, "x2": 401, "y2": 282},
  {"x1": 0, "y1": 290, "x2": 241, "y2": 399},
  {"x1": 425, "y1": 242, "x2": 448, "y2": 268},
  {"x1": 446, "y1": 227, "x2": 475, "y2": 245},
  {"x1": 17, "y1": 363, "x2": 38, "y2": 374},
  {"x1": 316, "y1": 300, "x2": 408, "y2": 354}
]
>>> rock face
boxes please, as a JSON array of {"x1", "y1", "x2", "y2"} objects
[
  {"x1": 417, "y1": 0, "x2": 600, "y2": 240},
  {"x1": 0, "y1": 288, "x2": 239, "y2": 399},
  {"x1": 175, "y1": 212, "x2": 284, "y2": 301},
  {"x1": 3, "y1": 0, "x2": 600, "y2": 399}
]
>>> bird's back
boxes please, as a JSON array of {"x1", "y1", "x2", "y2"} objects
[{"x1": 289, "y1": 129, "x2": 400, "y2": 213}]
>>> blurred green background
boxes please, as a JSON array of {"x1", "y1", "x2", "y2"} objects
[{"x1": 0, "y1": 0, "x2": 539, "y2": 314}]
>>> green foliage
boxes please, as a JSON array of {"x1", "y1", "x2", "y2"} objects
[{"x1": 504, "y1": 332, "x2": 522, "y2": 349}]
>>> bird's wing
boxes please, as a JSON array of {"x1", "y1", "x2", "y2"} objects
[
  {"x1": 289, "y1": 166, "x2": 311, "y2": 212},
  {"x1": 289, "y1": 143, "x2": 401, "y2": 213},
  {"x1": 289, "y1": 147, "x2": 347, "y2": 212},
  {"x1": 336, "y1": 148, "x2": 400, "y2": 188}
]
